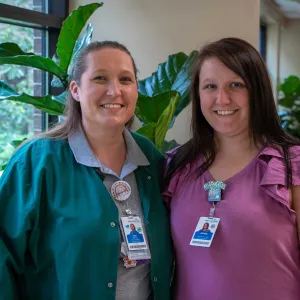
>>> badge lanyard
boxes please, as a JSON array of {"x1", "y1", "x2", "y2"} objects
[
  {"x1": 111, "y1": 180, "x2": 151, "y2": 266},
  {"x1": 204, "y1": 181, "x2": 226, "y2": 218},
  {"x1": 189, "y1": 181, "x2": 226, "y2": 247},
  {"x1": 110, "y1": 180, "x2": 133, "y2": 215}
]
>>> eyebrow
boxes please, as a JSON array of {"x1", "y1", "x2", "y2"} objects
[
  {"x1": 200, "y1": 78, "x2": 214, "y2": 84},
  {"x1": 200, "y1": 77, "x2": 244, "y2": 84},
  {"x1": 91, "y1": 68, "x2": 134, "y2": 76}
]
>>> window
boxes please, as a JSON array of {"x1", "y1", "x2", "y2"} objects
[
  {"x1": 259, "y1": 23, "x2": 267, "y2": 61},
  {"x1": 0, "y1": 0, "x2": 68, "y2": 167}
]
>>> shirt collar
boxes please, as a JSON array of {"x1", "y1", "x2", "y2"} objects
[{"x1": 68, "y1": 125, "x2": 149, "y2": 169}]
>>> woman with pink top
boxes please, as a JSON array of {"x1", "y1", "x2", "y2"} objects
[{"x1": 164, "y1": 37, "x2": 300, "y2": 300}]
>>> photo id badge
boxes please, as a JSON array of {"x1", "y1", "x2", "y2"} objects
[
  {"x1": 190, "y1": 217, "x2": 220, "y2": 247},
  {"x1": 121, "y1": 216, "x2": 148, "y2": 251}
]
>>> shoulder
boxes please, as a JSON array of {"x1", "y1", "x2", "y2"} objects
[
  {"x1": 130, "y1": 131, "x2": 164, "y2": 163},
  {"x1": 257, "y1": 144, "x2": 300, "y2": 205},
  {"x1": 258, "y1": 145, "x2": 300, "y2": 175},
  {"x1": 258, "y1": 145, "x2": 300, "y2": 160},
  {"x1": 4, "y1": 138, "x2": 69, "y2": 174}
]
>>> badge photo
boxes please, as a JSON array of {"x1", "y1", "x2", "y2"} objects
[
  {"x1": 190, "y1": 217, "x2": 220, "y2": 248},
  {"x1": 121, "y1": 216, "x2": 148, "y2": 251}
]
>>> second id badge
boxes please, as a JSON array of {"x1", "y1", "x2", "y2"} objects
[
  {"x1": 190, "y1": 217, "x2": 220, "y2": 247},
  {"x1": 121, "y1": 216, "x2": 151, "y2": 261}
]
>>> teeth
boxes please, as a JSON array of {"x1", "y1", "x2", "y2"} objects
[
  {"x1": 102, "y1": 104, "x2": 122, "y2": 108},
  {"x1": 216, "y1": 110, "x2": 235, "y2": 115}
]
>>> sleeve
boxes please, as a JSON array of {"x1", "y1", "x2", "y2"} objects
[
  {"x1": 162, "y1": 148, "x2": 190, "y2": 205},
  {"x1": 0, "y1": 148, "x2": 40, "y2": 299},
  {"x1": 258, "y1": 146, "x2": 300, "y2": 207}
]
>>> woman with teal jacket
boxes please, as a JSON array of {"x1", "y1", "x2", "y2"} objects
[{"x1": 0, "y1": 41, "x2": 173, "y2": 300}]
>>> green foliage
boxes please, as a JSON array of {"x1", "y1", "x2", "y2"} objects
[
  {"x1": 56, "y1": 3, "x2": 103, "y2": 72},
  {"x1": 135, "y1": 51, "x2": 198, "y2": 151},
  {"x1": 278, "y1": 75, "x2": 300, "y2": 138},
  {"x1": 138, "y1": 50, "x2": 198, "y2": 118},
  {"x1": 154, "y1": 94, "x2": 180, "y2": 149},
  {"x1": 136, "y1": 93, "x2": 180, "y2": 150},
  {"x1": 0, "y1": 43, "x2": 68, "y2": 80},
  {"x1": 0, "y1": 0, "x2": 35, "y2": 167},
  {"x1": 0, "y1": 80, "x2": 64, "y2": 115},
  {"x1": 135, "y1": 91, "x2": 178, "y2": 124},
  {"x1": 0, "y1": 2, "x2": 103, "y2": 114}
]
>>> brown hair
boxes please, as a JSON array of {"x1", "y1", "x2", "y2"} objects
[
  {"x1": 41, "y1": 40, "x2": 138, "y2": 140},
  {"x1": 165, "y1": 37, "x2": 300, "y2": 187}
]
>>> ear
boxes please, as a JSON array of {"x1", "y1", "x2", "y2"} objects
[{"x1": 69, "y1": 80, "x2": 80, "y2": 102}]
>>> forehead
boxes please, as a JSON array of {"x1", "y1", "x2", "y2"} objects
[
  {"x1": 85, "y1": 48, "x2": 134, "y2": 73},
  {"x1": 199, "y1": 57, "x2": 240, "y2": 80}
]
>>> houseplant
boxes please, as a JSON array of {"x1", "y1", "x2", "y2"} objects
[{"x1": 278, "y1": 75, "x2": 300, "y2": 138}]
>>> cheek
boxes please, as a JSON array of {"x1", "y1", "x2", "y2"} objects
[
  {"x1": 125, "y1": 88, "x2": 138, "y2": 106},
  {"x1": 199, "y1": 93, "x2": 211, "y2": 115}
]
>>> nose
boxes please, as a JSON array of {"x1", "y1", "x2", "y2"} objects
[
  {"x1": 106, "y1": 79, "x2": 121, "y2": 97},
  {"x1": 216, "y1": 88, "x2": 231, "y2": 105}
]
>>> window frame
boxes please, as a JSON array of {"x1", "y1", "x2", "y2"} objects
[
  {"x1": 0, "y1": 0, "x2": 69, "y2": 130},
  {"x1": 260, "y1": 23, "x2": 267, "y2": 61}
]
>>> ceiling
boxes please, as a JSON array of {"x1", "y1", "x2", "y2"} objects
[{"x1": 274, "y1": 0, "x2": 300, "y2": 19}]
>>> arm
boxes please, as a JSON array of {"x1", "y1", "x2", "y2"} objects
[
  {"x1": 0, "y1": 155, "x2": 38, "y2": 299},
  {"x1": 291, "y1": 186, "x2": 300, "y2": 243}
]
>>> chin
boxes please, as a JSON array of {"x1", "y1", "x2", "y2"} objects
[{"x1": 101, "y1": 118, "x2": 127, "y2": 128}]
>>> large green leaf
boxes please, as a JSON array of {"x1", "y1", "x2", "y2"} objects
[
  {"x1": 280, "y1": 75, "x2": 300, "y2": 96},
  {"x1": 155, "y1": 93, "x2": 180, "y2": 149},
  {"x1": 0, "y1": 81, "x2": 64, "y2": 115},
  {"x1": 138, "y1": 50, "x2": 198, "y2": 118},
  {"x1": 51, "y1": 24, "x2": 94, "y2": 88},
  {"x1": 52, "y1": 90, "x2": 68, "y2": 105},
  {"x1": 135, "y1": 91, "x2": 178, "y2": 124},
  {"x1": 278, "y1": 94, "x2": 298, "y2": 108},
  {"x1": 67, "y1": 23, "x2": 94, "y2": 76},
  {"x1": 136, "y1": 123, "x2": 156, "y2": 144},
  {"x1": 0, "y1": 43, "x2": 67, "y2": 80},
  {"x1": 56, "y1": 2, "x2": 103, "y2": 72}
]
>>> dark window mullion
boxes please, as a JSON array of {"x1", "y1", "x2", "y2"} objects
[
  {"x1": 260, "y1": 23, "x2": 267, "y2": 61},
  {"x1": 0, "y1": 3, "x2": 63, "y2": 29},
  {"x1": 47, "y1": 0, "x2": 69, "y2": 128}
]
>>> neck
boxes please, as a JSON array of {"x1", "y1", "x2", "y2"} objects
[
  {"x1": 81, "y1": 120, "x2": 126, "y2": 172},
  {"x1": 214, "y1": 131, "x2": 259, "y2": 159}
]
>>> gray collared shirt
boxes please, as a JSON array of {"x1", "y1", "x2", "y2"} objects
[{"x1": 68, "y1": 126, "x2": 153, "y2": 300}]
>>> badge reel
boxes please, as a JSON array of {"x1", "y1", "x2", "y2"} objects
[
  {"x1": 190, "y1": 181, "x2": 225, "y2": 248},
  {"x1": 111, "y1": 181, "x2": 151, "y2": 264}
]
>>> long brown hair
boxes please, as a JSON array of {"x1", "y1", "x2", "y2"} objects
[
  {"x1": 40, "y1": 41, "x2": 138, "y2": 140},
  {"x1": 165, "y1": 37, "x2": 300, "y2": 187}
]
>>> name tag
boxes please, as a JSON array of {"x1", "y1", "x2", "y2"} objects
[
  {"x1": 121, "y1": 216, "x2": 148, "y2": 251},
  {"x1": 190, "y1": 217, "x2": 220, "y2": 247}
]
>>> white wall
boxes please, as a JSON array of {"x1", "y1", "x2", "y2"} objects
[
  {"x1": 267, "y1": 21, "x2": 300, "y2": 99},
  {"x1": 69, "y1": 0, "x2": 260, "y2": 145}
]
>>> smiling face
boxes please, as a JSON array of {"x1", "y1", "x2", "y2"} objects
[
  {"x1": 199, "y1": 57, "x2": 250, "y2": 139},
  {"x1": 70, "y1": 48, "x2": 138, "y2": 131}
]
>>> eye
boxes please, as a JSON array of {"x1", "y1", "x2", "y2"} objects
[
  {"x1": 94, "y1": 75, "x2": 106, "y2": 81},
  {"x1": 120, "y1": 76, "x2": 133, "y2": 83},
  {"x1": 203, "y1": 84, "x2": 217, "y2": 89},
  {"x1": 230, "y1": 82, "x2": 244, "y2": 88}
]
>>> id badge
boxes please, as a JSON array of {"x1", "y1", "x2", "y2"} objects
[
  {"x1": 121, "y1": 216, "x2": 148, "y2": 250},
  {"x1": 190, "y1": 217, "x2": 220, "y2": 247}
]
